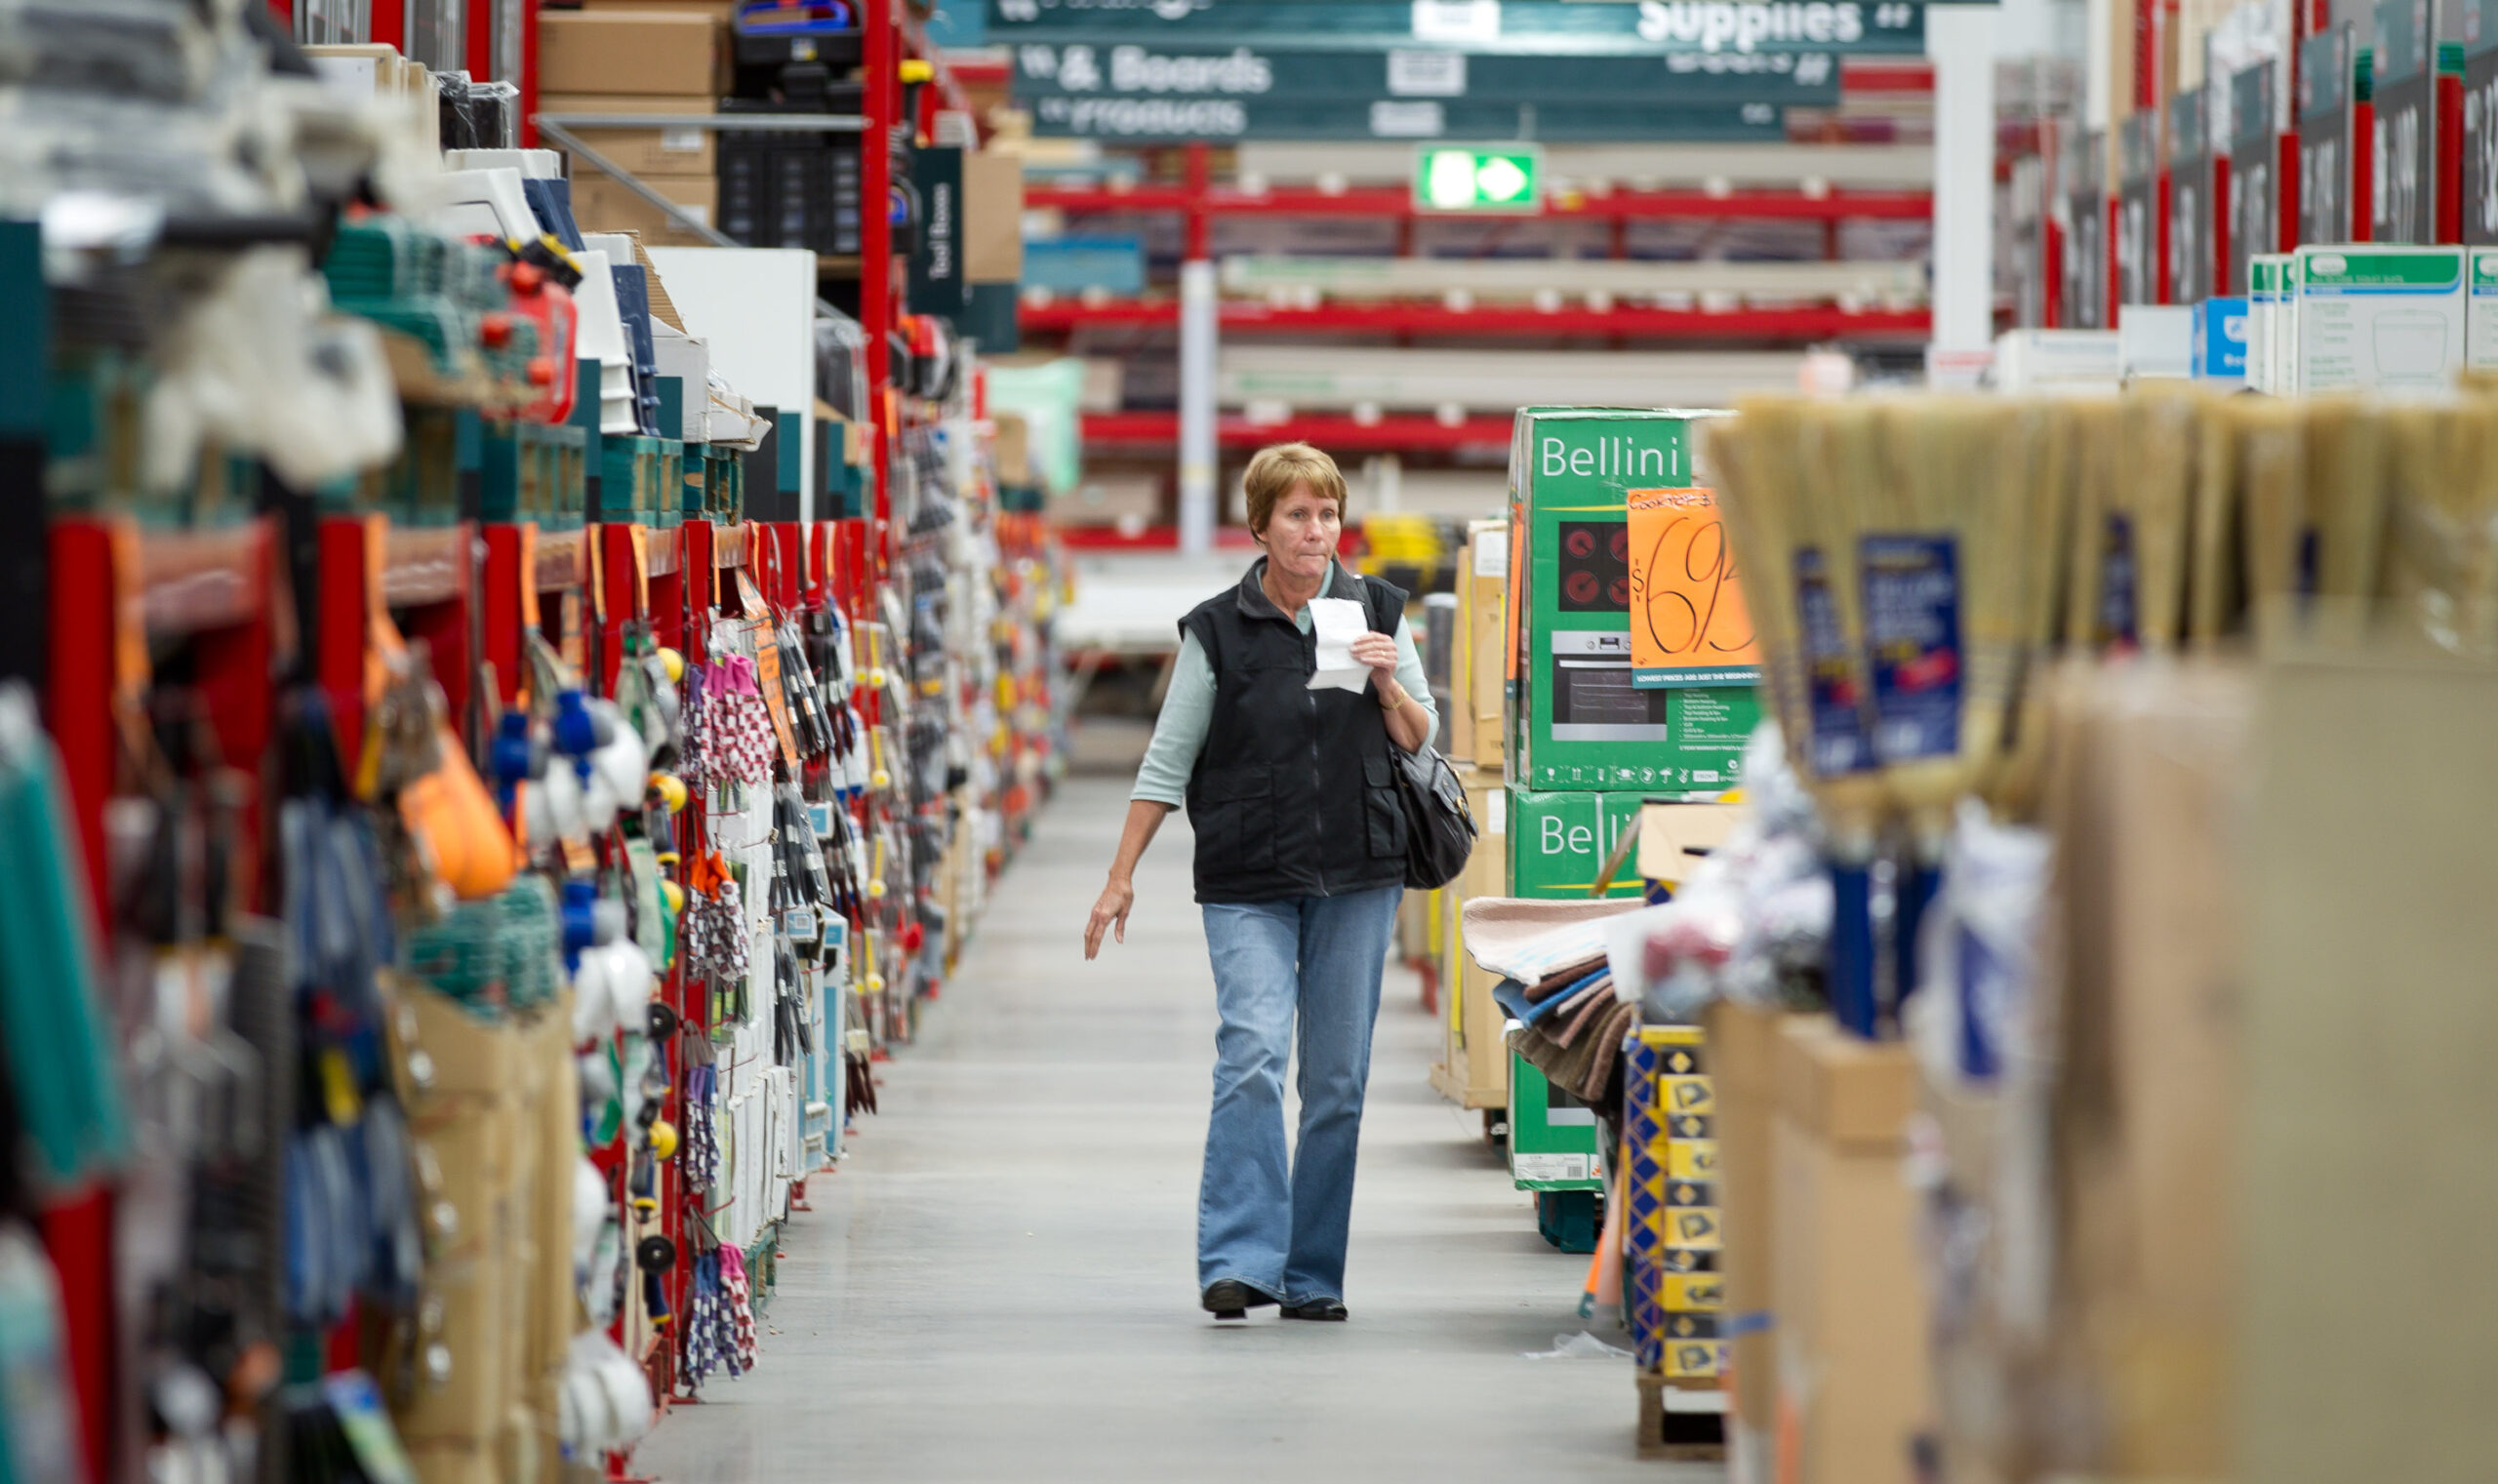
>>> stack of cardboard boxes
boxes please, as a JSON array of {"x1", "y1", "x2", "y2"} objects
[
  {"x1": 1498, "y1": 406, "x2": 1761, "y2": 1419},
  {"x1": 1429, "y1": 518, "x2": 1515, "y2": 1117},
  {"x1": 540, "y1": 4, "x2": 730, "y2": 245},
  {"x1": 1502, "y1": 408, "x2": 1757, "y2": 898}
]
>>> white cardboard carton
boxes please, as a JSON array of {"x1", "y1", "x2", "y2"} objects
[
  {"x1": 2291, "y1": 245, "x2": 2466, "y2": 395},
  {"x1": 2468, "y1": 249, "x2": 2498, "y2": 374}
]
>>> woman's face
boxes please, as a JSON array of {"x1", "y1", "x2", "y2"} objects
[{"x1": 1260, "y1": 482, "x2": 1341, "y2": 581}]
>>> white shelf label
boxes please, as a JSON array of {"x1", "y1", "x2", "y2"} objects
[
  {"x1": 1512, "y1": 1151, "x2": 1590, "y2": 1182},
  {"x1": 1388, "y1": 50, "x2": 1468, "y2": 97},
  {"x1": 1412, "y1": 0, "x2": 1501, "y2": 43}
]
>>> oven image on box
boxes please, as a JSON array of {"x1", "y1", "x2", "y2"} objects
[{"x1": 1548, "y1": 631, "x2": 1668, "y2": 741}]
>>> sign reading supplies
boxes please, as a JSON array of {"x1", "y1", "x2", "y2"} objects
[
  {"x1": 1011, "y1": 41, "x2": 1841, "y2": 104},
  {"x1": 987, "y1": 0, "x2": 1927, "y2": 55}
]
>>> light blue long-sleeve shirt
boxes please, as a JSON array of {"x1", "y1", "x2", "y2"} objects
[{"x1": 1132, "y1": 569, "x2": 1438, "y2": 808}]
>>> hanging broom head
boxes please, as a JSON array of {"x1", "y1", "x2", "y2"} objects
[
  {"x1": 2383, "y1": 400, "x2": 2498, "y2": 658},
  {"x1": 1985, "y1": 396, "x2": 2079, "y2": 820},
  {"x1": 2058, "y1": 397, "x2": 2125, "y2": 654},
  {"x1": 2232, "y1": 397, "x2": 2308, "y2": 650},
  {"x1": 2303, "y1": 393, "x2": 2391, "y2": 648},
  {"x1": 1710, "y1": 400, "x2": 1814, "y2": 779},
  {"x1": 1862, "y1": 395, "x2": 2029, "y2": 845},
  {"x1": 2186, "y1": 392, "x2": 2247, "y2": 648},
  {"x1": 2119, "y1": 384, "x2": 2201, "y2": 652}
]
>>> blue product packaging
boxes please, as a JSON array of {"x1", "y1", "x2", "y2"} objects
[{"x1": 2193, "y1": 297, "x2": 2248, "y2": 384}]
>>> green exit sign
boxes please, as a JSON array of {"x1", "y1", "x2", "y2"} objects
[{"x1": 1414, "y1": 144, "x2": 1543, "y2": 214}]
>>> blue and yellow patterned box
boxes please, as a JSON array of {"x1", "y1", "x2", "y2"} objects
[{"x1": 1625, "y1": 1024, "x2": 1727, "y2": 1384}]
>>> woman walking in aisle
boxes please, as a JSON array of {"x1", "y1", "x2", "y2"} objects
[{"x1": 1082, "y1": 442, "x2": 1437, "y2": 1324}]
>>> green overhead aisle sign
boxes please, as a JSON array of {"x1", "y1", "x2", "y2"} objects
[{"x1": 1416, "y1": 144, "x2": 1543, "y2": 212}]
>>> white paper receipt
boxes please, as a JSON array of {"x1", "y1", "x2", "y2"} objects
[{"x1": 1306, "y1": 597, "x2": 1374, "y2": 693}]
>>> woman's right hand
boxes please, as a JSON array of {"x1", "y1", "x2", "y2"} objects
[{"x1": 1085, "y1": 876, "x2": 1136, "y2": 960}]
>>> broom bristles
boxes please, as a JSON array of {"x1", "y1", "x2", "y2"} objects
[
  {"x1": 2122, "y1": 385, "x2": 2199, "y2": 651},
  {"x1": 2187, "y1": 395, "x2": 2245, "y2": 647}
]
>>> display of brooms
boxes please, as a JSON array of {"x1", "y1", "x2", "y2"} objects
[{"x1": 1705, "y1": 384, "x2": 2498, "y2": 1039}]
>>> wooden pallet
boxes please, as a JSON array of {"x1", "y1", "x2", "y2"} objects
[{"x1": 1635, "y1": 1373, "x2": 1728, "y2": 1464}]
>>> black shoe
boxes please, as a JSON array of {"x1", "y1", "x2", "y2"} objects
[
  {"x1": 1201, "y1": 1279, "x2": 1277, "y2": 1321},
  {"x1": 1280, "y1": 1298, "x2": 1349, "y2": 1321}
]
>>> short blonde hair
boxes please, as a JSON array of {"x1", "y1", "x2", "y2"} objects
[{"x1": 1241, "y1": 443, "x2": 1348, "y2": 538}]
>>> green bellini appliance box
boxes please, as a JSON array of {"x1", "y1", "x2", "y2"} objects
[
  {"x1": 1506, "y1": 407, "x2": 1760, "y2": 793},
  {"x1": 1507, "y1": 787, "x2": 1648, "y2": 900},
  {"x1": 1507, "y1": 1032, "x2": 1605, "y2": 1192}
]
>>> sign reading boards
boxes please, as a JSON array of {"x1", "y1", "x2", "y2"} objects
[
  {"x1": 987, "y1": 0, "x2": 1928, "y2": 56},
  {"x1": 1009, "y1": 41, "x2": 1842, "y2": 106}
]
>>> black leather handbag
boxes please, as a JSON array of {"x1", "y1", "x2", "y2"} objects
[{"x1": 1392, "y1": 743, "x2": 1477, "y2": 890}]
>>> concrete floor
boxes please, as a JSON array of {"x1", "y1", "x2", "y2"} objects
[{"x1": 636, "y1": 773, "x2": 1717, "y2": 1483}]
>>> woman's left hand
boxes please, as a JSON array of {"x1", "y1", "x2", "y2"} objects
[{"x1": 1350, "y1": 631, "x2": 1399, "y2": 688}]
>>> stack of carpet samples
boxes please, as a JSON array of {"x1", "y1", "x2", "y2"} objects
[{"x1": 1459, "y1": 897, "x2": 1646, "y2": 1104}]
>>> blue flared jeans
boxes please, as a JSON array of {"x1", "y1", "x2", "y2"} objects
[{"x1": 1195, "y1": 884, "x2": 1401, "y2": 1305}]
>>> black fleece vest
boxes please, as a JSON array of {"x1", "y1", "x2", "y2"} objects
[{"x1": 1178, "y1": 561, "x2": 1409, "y2": 905}]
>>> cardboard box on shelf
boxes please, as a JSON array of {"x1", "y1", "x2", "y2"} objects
[
  {"x1": 1047, "y1": 468, "x2": 1162, "y2": 527},
  {"x1": 2237, "y1": 654, "x2": 2498, "y2": 1483},
  {"x1": 1504, "y1": 407, "x2": 1758, "y2": 793},
  {"x1": 1448, "y1": 517, "x2": 1508, "y2": 767},
  {"x1": 1634, "y1": 800, "x2": 1743, "y2": 891},
  {"x1": 542, "y1": 93, "x2": 717, "y2": 178},
  {"x1": 538, "y1": 10, "x2": 718, "y2": 97},
  {"x1": 963, "y1": 149, "x2": 1026, "y2": 285},
  {"x1": 1700, "y1": 995, "x2": 1803, "y2": 1440},
  {"x1": 2028, "y1": 659, "x2": 2249, "y2": 1479},
  {"x1": 1430, "y1": 766, "x2": 1510, "y2": 1110},
  {"x1": 1507, "y1": 1031, "x2": 1604, "y2": 1190},
  {"x1": 1506, "y1": 786, "x2": 1646, "y2": 900},
  {"x1": 569, "y1": 171, "x2": 717, "y2": 246},
  {"x1": 572, "y1": 0, "x2": 734, "y2": 14},
  {"x1": 991, "y1": 412, "x2": 1033, "y2": 488},
  {"x1": 1771, "y1": 1015, "x2": 1929, "y2": 1484},
  {"x1": 2469, "y1": 248, "x2": 2498, "y2": 373},
  {"x1": 2290, "y1": 244, "x2": 2465, "y2": 394},
  {"x1": 1394, "y1": 886, "x2": 1431, "y2": 964}
]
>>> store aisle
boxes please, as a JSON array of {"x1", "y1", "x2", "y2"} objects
[{"x1": 636, "y1": 774, "x2": 1712, "y2": 1483}]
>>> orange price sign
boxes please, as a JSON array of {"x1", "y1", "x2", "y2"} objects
[{"x1": 1625, "y1": 487, "x2": 1761, "y2": 687}]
